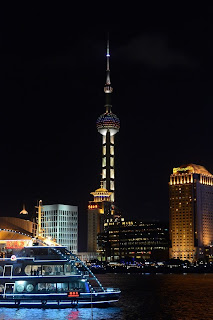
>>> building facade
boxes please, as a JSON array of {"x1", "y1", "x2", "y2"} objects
[
  {"x1": 169, "y1": 164, "x2": 213, "y2": 262},
  {"x1": 87, "y1": 184, "x2": 113, "y2": 252},
  {"x1": 41, "y1": 204, "x2": 78, "y2": 253},
  {"x1": 97, "y1": 217, "x2": 169, "y2": 262},
  {"x1": 0, "y1": 217, "x2": 37, "y2": 238}
]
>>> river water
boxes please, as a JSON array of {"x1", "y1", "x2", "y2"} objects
[{"x1": 0, "y1": 273, "x2": 213, "y2": 320}]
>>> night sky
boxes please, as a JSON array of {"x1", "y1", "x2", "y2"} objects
[{"x1": 0, "y1": 6, "x2": 212, "y2": 249}]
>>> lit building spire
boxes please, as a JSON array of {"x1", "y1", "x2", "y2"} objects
[
  {"x1": 19, "y1": 203, "x2": 28, "y2": 215},
  {"x1": 104, "y1": 35, "x2": 113, "y2": 100}
]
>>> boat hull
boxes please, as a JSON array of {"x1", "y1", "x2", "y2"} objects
[{"x1": 0, "y1": 291, "x2": 121, "y2": 308}]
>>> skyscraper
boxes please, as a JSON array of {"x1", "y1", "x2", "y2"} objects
[
  {"x1": 87, "y1": 39, "x2": 120, "y2": 252},
  {"x1": 169, "y1": 164, "x2": 213, "y2": 262},
  {"x1": 41, "y1": 204, "x2": 78, "y2": 253}
]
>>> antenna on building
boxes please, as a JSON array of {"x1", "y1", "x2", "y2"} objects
[
  {"x1": 104, "y1": 33, "x2": 113, "y2": 95},
  {"x1": 35, "y1": 200, "x2": 43, "y2": 237}
]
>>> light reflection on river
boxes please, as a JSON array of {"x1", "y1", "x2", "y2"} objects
[
  {"x1": 0, "y1": 307, "x2": 121, "y2": 320},
  {"x1": 0, "y1": 273, "x2": 213, "y2": 319}
]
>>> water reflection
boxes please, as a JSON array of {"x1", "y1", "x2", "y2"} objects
[
  {"x1": 1, "y1": 274, "x2": 213, "y2": 320},
  {"x1": 0, "y1": 307, "x2": 121, "y2": 320}
]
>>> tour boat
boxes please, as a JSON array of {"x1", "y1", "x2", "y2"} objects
[{"x1": 0, "y1": 237, "x2": 120, "y2": 308}]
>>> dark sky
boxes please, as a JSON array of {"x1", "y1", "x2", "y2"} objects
[{"x1": 0, "y1": 6, "x2": 212, "y2": 249}]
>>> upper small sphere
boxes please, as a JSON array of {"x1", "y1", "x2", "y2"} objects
[{"x1": 97, "y1": 112, "x2": 120, "y2": 136}]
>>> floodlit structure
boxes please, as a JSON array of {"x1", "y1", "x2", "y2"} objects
[
  {"x1": 96, "y1": 38, "x2": 120, "y2": 203},
  {"x1": 87, "y1": 183, "x2": 112, "y2": 252},
  {"x1": 41, "y1": 204, "x2": 78, "y2": 254},
  {"x1": 169, "y1": 164, "x2": 213, "y2": 262},
  {"x1": 87, "y1": 39, "x2": 120, "y2": 252},
  {"x1": 98, "y1": 217, "x2": 169, "y2": 262}
]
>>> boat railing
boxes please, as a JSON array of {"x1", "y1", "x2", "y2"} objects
[{"x1": 93, "y1": 287, "x2": 120, "y2": 293}]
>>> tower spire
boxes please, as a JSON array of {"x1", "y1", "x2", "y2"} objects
[
  {"x1": 104, "y1": 34, "x2": 113, "y2": 101},
  {"x1": 106, "y1": 35, "x2": 110, "y2": 80}
]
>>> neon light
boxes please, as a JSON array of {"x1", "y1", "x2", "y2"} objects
[{"x1": 6, "y1": 240, "x2": 27, "y2": 249}]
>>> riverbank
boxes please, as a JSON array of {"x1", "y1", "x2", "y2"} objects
[{"x1": 90, "y1": 263, "x2": 213, "y2": 274}]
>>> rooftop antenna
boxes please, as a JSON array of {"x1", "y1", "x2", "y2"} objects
[
  {"x1": 105, "y1": 33, "x2": 112, "y2": 87},
  {"x1": 35, "y1": 200, "x2": 43, "y2": 237}
]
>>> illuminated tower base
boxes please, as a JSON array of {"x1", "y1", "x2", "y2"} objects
[{"x1": 87, "y1": 184, "x2": 112, "y2": 252}]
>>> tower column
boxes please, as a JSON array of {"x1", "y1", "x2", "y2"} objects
[
  {"x1": 106, "y1": 130, "x2": 111, "y2": 192},
  {"x1": 97, "y1": 37, "x2": 120, "y2": 203}
]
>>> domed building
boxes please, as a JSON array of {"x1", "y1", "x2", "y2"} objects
[{"x1": 87, "y1": 182, "x2": 114, "y2": 252}]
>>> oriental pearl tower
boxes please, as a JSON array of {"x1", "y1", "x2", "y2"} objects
[{"x1": 96, "y1": 39, "x2": 120, "y2": 202}]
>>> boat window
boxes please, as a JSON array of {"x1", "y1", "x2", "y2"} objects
[
  {"x1": 69, "y1": 281, "x2": 79, "y2": 290},
  {"x1": 14, "y1": 266, "x2": 21, "y2": 275},
  {"x1": 64, "y1": 264, "x2": 72, "y2": 275},
  {"x1": 0, "y1": 284, "x2": 4, "y2": 293},
  {"x1": 25, "y1": 264, "x2": 67, "y2": 276},
  {"x1": 37, "y1": 283, "x2": 57, "y2": 293},
  {"x1": 65, "y1": 262, "x2": 78, "y2": 275},
  {"x1": 57, "y1": 283, "x2": 68, "y2": 292},
  {"x1": 47, "y1": 283, "x2": 56, "y2": 292},
  {"x1": 15, "y1": 281, "x2": 34, "y2": 293},
  {"x1": 54, "y1": 265, "x2": 64, "y2": 275},
  {"x1": 25, "y1": 265, "x2": 42, "y2": 276},
  {"x1": 38, "y1": 283, "x2": 46, "y2": 292},
  {"x1": 43, "y1": 265, "x2": 54, "y2": 275},
  {"x1": 33, "y1": 248, "x2": 49, "y2": 256}
]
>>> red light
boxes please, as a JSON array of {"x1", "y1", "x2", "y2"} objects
[{"x1": 67, "y1": 291, "x2": 80, "y2": 298}]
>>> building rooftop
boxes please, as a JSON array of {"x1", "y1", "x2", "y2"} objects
[{"x1": 173, "y1": 164, "x2": 213, "y2": 176}]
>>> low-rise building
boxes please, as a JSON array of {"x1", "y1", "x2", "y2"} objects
[{"x1": 98, "y1": 217, "x2": 169, "y2": 262}]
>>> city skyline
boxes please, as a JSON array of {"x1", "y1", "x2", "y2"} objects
[{"x1": 1, "y1": 8, "x2": 211, "y2": 250}]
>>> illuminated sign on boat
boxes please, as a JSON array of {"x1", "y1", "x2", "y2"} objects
[
  {"x1": 6, "y1": 240, "x2": 27, "y2": 249},
  {"x1": 67, "y1": 291, "x2": 80, "y2": 298}
]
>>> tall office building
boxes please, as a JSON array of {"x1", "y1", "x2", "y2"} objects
[
  {"x1": 169, "y1": 164, "x2": 213, "y2": 262},
  {"x1": 87, "y1": 39, "x2": 120, "y2": 252},
  {"x1": 41, "y1": 204, "x2": 78, "y2": 253}
]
